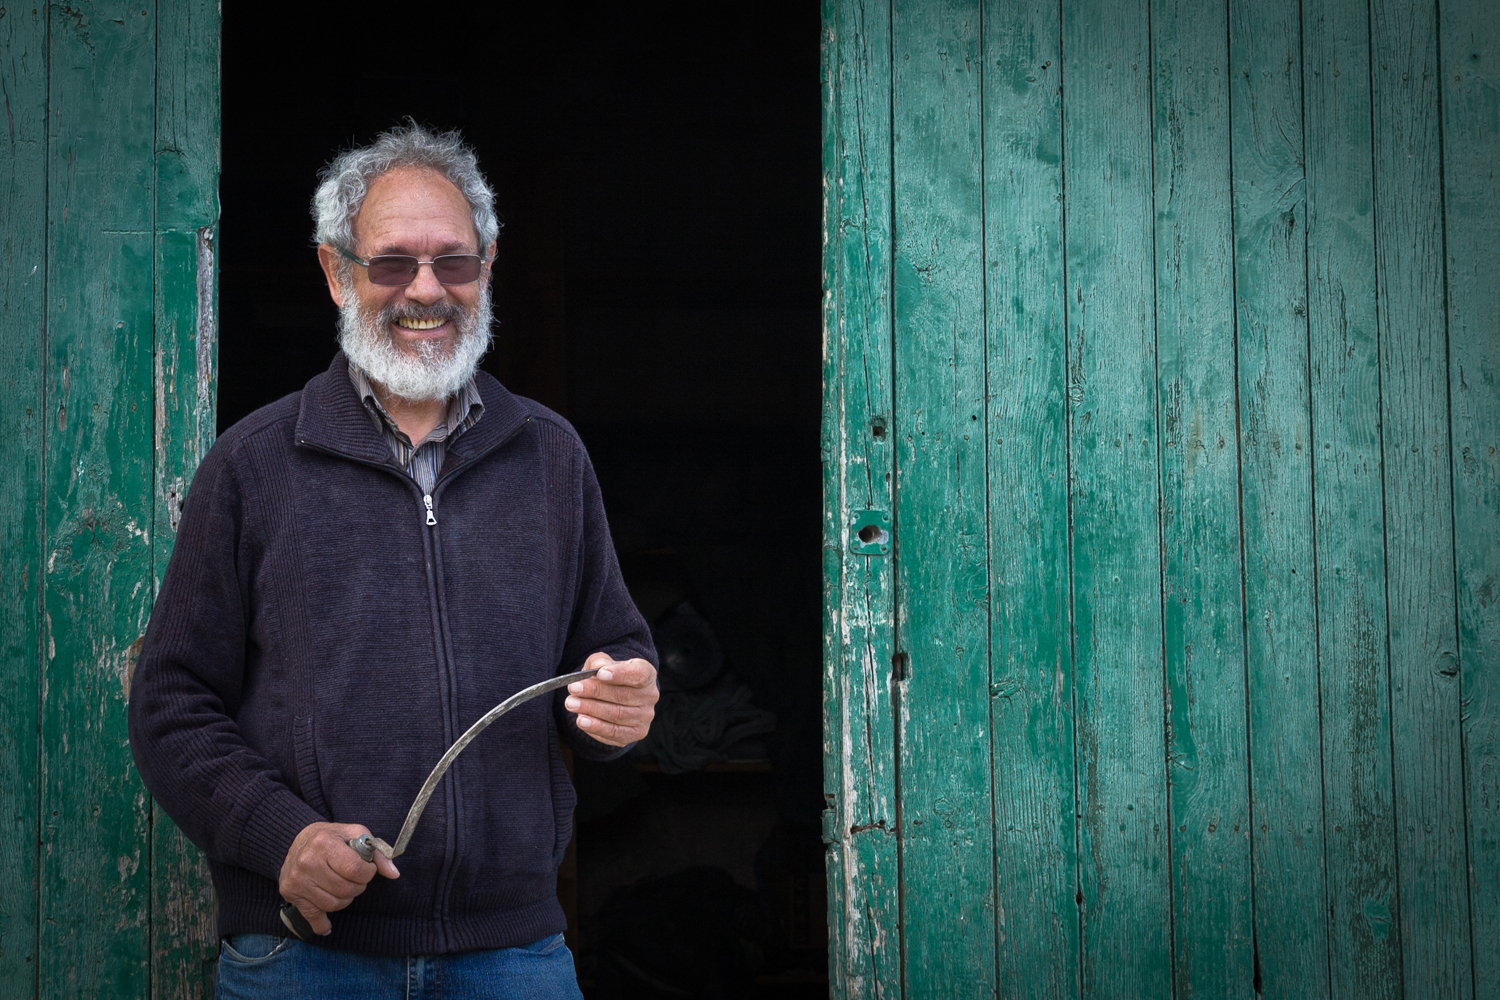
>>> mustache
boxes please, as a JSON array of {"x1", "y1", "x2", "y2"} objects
[{"x1": 378, "y1": 302, "x2": 464, "y2": 326}]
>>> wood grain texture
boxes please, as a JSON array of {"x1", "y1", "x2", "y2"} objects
[
  {"x1": 1059, "y1": 0, "x2": 1172, "y2": 995},
  {"x1": 1226, "y1": 0, "x2": 1333, "y2": 995},
  {"x1": 1149, "y1": 1, "x2": 1255, "y2": 995},
  {"x1": 0, "y1": 5, "x2": 48, "y2": 996},
  {"x1": 822, "y1": 2, "x2": 849, "y2": 992},
  {"x1": 821, "y1": 1, "x2": 1498, "y2": 995},
  {"x1": 149, "y1": 3, "x2": 221, "y2": 995},
  {"x1": 1302, "y1": 1, "x2": 1402, "y2": 996},
  {"x1": 823, "y1": 0, "x2": 903, "y2": 994},
  {"x1": 39, "y1": 3, "x2": 158, "y2": 996},
  {"x1": 821, "y1": 0, "x2": 1500, "y2": 994},
  {"x1": 891, "y1": 0, "x2": 997, "y2": 993},
  {"x1": 980, "y1": 1, "x2": 1078, "y2": 997},
  {"x1": 1368, "y1": 0, "x2": 1473, "y2": 995},
  {"x1": 1440, "y1": 2, "x2": 1500, "y2": 994}
]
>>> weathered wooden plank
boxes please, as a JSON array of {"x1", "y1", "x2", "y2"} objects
[
  {"x1": 1226, "y1": 0, "x2": 1332, "y2": 995},
  {"x1": 1367, "y1": 1, "x2": 1472, "y2": 995},
  {"x1": 1058, "y1": 0, "x2": 1172, "y2": 995},
  {"x1": 822, "y1": 2, "x2": 848, "y2": 991},
  {"x1": 823, "y1": 0, "x2": 902, "y2": 994},
  {"x1": 1440, "y1": 3, "x2": 1500, "y2": 995},
  {"x1": 149, "y1": 1, "x2": 220, "y2": 996},
  {"x1": 1149, "y1": 1, "x2": 1255, "y2": 995},
  {"x1": 890, "y1": 0, "x2": 996, "y2": 993},
  {"x1": 1301, "y1": 1, "x2": 1402, "y2": 996},
  {"x1": 39, "y1": 3, "x2": 158, "y2": 997},
  {"x1": 980, "y1": 1, "x2": 1077, "y2": 997},
  {"x1": 152, "y1": 0, "x2": 219, "y2": 465},
  {"x1": 0, "y1": 5, "x2": 49, "y2": 997}
]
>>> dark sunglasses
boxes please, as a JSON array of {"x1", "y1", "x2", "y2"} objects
[{"x1": 338, "y1": 247, "x2": 488, "y2": 286}]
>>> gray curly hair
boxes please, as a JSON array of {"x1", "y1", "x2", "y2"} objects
[{"x1": 312, "y1": 123, "x2": 499, "y2": 261}]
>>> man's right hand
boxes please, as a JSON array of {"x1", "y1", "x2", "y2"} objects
[{"x1": 279, "y1": 821, "x2": 400, "y2": 936}]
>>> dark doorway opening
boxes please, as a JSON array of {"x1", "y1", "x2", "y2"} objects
[{"x1": 221, "y1": 4, "x2": 825, "y2": 996}]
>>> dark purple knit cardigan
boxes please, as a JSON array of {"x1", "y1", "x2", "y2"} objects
[{"x1": 128, "y1": 353, "x2": 654, "y2": 955}]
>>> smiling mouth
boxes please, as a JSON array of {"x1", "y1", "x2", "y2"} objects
[{"x1": 393, "y1": 316, "x2": 447, "y2": 331}]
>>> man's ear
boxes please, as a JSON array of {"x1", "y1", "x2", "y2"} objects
[
  {"x1": 317, "y1": 244, "x2": 347, "y2": 308},
  {"x1": 483, "y1": 241, "x2": 498, "y2": 276}
]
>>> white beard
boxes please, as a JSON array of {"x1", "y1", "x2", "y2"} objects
[{"x1": 337, "y1": 277, "x2": 493, "y2": 403}]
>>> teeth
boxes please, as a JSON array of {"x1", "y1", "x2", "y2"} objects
[{"x1": 395, "y1": 316, "x2": 445, "y2": 330}]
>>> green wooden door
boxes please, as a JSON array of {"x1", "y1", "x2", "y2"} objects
[
  {"x1": 1, "y1": 3, "x2": 220, "y2": 997},
  {"x1": 821, "y1": 0, "x2": 1500, "y2": 997}
]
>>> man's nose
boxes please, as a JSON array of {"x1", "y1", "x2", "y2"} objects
[{"x1": 403, "y1": 260, "x2": 448, "y2": 303}]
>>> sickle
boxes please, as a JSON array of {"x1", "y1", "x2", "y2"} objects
[{"x1": 279, "y1": 667, "x2": 600, "y2": 940}]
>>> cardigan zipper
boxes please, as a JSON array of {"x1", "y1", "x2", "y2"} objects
[{"x1": 295, "y1": 418, "x2": 529, "y2": 946}]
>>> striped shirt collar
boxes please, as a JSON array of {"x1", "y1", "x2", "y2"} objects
[{"x1": 346, "y1": 362, "x2": 485, "y2": 490}]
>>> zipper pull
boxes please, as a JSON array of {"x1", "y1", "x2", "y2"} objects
[{"x1": 423, "y1": 494, "x2": 437, "y2": 526}]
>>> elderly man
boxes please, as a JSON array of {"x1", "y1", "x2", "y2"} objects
[{"x1": 129, "y1": 124, "x2": 658, "y2": 998}]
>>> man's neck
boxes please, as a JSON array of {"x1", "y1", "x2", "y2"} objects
[{"x1": 372, "y1": 383, "x2": 447, "y2": 445}]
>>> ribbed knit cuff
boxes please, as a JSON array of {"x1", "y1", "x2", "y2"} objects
[{"x1": 230, "y1": 787, "x2": 326, "y2": 881}]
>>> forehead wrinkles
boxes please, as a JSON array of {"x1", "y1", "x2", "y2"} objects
[{"x1": 353, "y1": 167, "x2": 478, "y2": 251}]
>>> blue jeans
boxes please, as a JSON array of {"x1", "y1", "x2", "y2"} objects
[{"x1": 214, "y1": 932, "x2": 584, "y2": 1000}]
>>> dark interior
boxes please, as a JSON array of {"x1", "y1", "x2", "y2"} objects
[{"x1": 221, "y1": 4, "x2": 825, "y2": 995}]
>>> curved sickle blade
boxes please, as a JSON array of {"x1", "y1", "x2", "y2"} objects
[{"x1": 365, "y1": 667, "x2": 600, "y2": 860}]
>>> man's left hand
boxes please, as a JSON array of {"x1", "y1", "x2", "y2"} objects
[{"x1": 564, "y1": 653, "x2": 659, "y2": 747}]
